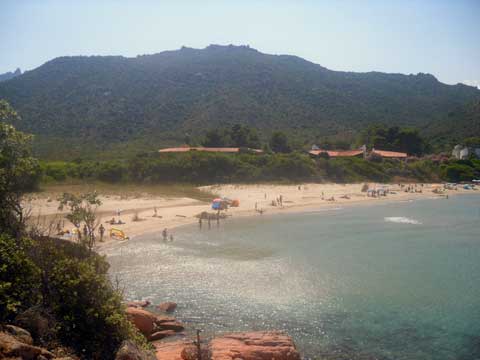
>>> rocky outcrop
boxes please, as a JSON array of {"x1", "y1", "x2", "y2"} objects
[
  {"x1": 4, "y1": 324, "x2": 34, "y2": 345},
  {"x1": 156, "y1": 302, "x2": 177, "y2": 313},
  {"x1": 126, "y1": 307, "x2": 158, "y2": 336},
  {"x1": 14, "y1": 306, "x2": 57, "y2": 344},
  {"x1": 209, "y1": 331, "x2": 300, "y2": 360},
  {"x1": 125, "y1": 308, "x2": 184, "y2": 341},
  {"x1": 153, "y1": 340, "x2": 190, "y2": 360},
  {"x1": 148, "y1": 330, "x2": 178, "y2": 342},
  {"x1": 0, "y1": 330, "x2": 55, "y2": 359},
  {"x1": 115, "y1": 340, "x2": 156, "y2": 360}
]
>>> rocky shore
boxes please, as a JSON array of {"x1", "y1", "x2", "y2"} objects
[
  {"x1": 0, "y1": 301, "x2": 300, "y2": 360},
  {"x1": 124, "y1": 301, "x2": 301, "y2": 360}
]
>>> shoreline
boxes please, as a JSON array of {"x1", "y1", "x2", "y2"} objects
[{"x1": 25, "y1": 183, "x2": 478, "y2": 248}]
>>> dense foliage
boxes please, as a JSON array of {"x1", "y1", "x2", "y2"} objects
[
  {"x1": 38, "y1": 151, "x2": 480, "y2": 184},
  {"x1": 0, "y1": 45, "x2": 478, "y2": 159},
  {"x1": 0, "y1": 108, "x2": 147, "y2": 359},
  {"x1": 1, "y1": 100, "x2": 41, "y2": 237},
  {"x1": 358, "y1": 125, "x2": 430, "y2": 156}
]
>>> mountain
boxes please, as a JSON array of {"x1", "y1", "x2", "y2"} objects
[
  {"x1": 0, "y1": 68, "x2": 22, "y2": 82},
  {"x1": 0, "y1": 45, "x2": 479, "y2": 158}
]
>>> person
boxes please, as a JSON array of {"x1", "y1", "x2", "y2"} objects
[
  {"x1": 255, "y1": 202, "x2": 258, "y2": 210},
  {"x1": 153, "y1": 206, "x2": 158, "y2": 217},
  {"x1": 279, "y1": 195, "x2": 283, "y2": 206},
  {"x1": 162, "y1": 228, "x2": 168, "y2": 241},
  {"x1": 208, "y1": 218, "x2": 211, "y2": 229},
  {"x1": 199, "y1": 217, "x2": 202, "y2": 229},
  {"x1": 99, "y1": 224, "x2": 105, "y2": 242}
]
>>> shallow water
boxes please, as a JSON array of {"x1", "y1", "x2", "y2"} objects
[{"x1": 105, "y1": 195, "x2": 480, "y2": 359}]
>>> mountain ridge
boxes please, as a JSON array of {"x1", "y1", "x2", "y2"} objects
[{"x1": 0, "y1": 45, "x2": 478, "y2": 158}]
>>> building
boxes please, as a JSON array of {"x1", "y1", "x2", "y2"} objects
[
  {"x1": 159, "y1": 146, "x2": 263, "y2": 154},
  {"x1": 308, "y1": 149, "x2": 364, "y2": 158},
  {"x1": 371, "y1": 149, "x2": 408, "y2": 159},
  {"x1": 452, "y1": 144, "x2": 471, "y2": 160}
]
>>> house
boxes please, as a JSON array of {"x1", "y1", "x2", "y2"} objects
[
  {"x1": 159, "y1": 146, "x2": 263, "y2": 154},
  {"x1": 452, "y1": 144, "x2": 470, "y2": 159},
  {"x1": 308, "y1": 149, "x2": 364, "y2": 158},
  {"x1": 371, "y1": 149, "x2": 408, "y2": 159}
]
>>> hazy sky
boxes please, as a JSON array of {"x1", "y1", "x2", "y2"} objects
[{"x1": 1, "y1": 0, "x2": 479, "y2": 86}]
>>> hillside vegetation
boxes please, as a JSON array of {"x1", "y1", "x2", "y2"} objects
[{"x1": 0, "y1": 45, "x2": 479, "y2": 159}]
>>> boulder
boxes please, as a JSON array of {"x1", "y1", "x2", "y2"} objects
[
  {"x1": 148, "y1": 330, "x2": 178, "y2": 342},
  {"x1": 156, "y1": 302, "x2": 177, "y2": 313},
  {"x1": 209, "y1": 331, "x2": 301, "y2": 360},
  {"x1": 115, "y1": 340, "x2": 156, "y2": 360},
  {"x1": 153, "y1": 340, "x2": 190, "y2": 360},
  {"x1": 4, "y1": 324, "x2": 33, "y2": 345},
  {"x1": 157, "y1": 321, "x2": 184, "y2": 332},
  {"x1": 14, "y1": 306, "x2": 57, "y2": 343},
  {"x1": 125, "y1": 308, "x2": 158, "y2": 336},
  {"x1": 0, "y1": 331, "x2": 55, "y2": 359}
]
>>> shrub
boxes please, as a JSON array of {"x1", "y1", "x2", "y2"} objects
[{"x1": 0, "y1": 235, "x2": 40, "y2": 321}]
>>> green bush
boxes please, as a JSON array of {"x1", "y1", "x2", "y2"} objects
[{"x1": 0, "y1": 235, "x2": 40, "y2": 321}]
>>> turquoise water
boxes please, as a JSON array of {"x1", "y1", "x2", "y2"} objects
[{"x1": 105, "y1": 195, "x2": 480, "y2": 359}]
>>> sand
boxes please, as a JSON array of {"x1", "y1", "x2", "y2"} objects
[{"x1": 25, "y1": 182, "x2": 473, "y2": 247}]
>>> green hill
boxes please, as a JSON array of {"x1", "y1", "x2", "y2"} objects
[{"x1": 0, "y1": 45, "x2": 478, "y2": 159}]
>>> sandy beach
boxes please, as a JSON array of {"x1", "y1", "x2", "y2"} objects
[{"x1": 25, "y1": 182, "x2": 474, "y2": 245}]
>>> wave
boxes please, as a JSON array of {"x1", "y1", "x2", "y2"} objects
[{"x1": 384, "y1": 216, "x2": 422, "y2": 225}]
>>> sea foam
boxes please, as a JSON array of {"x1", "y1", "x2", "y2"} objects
[{"x1": 384, "y1": 216, "x2": 422, "y2": 225}]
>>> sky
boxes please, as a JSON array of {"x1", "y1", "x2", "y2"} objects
[{"x1": 1, "y1": 0, "x2": 479, "y2": 87}]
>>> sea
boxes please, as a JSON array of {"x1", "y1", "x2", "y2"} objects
[{"x1": 105, "y1": 194, "x2": 480, "y2": 360}]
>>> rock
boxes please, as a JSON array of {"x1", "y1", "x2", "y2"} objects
[
  {"x1": 209, "y1": 331, "x2": 301, "y2": 360},
  {"x1": 4, "y1": 324, "x2": 33, "y2": 345},
  {"x1": 157, "y1": 321, "x2": 185, "y2": 332},
  {"x1": 156, "y1": 302, "x2": 177, "y2": 313},
  {"x1": 153, "y1": 340, "x2": 190, "y2": 360},
  {"x1": 14, "y1": 306, "x2": 56, "y2": 343},
  {"x1": 155, "y1": 316, "x2": 176, "y2": 325},
  {"x1": 125, "y1": 307, "x2": 158, "y2": 336},
  {"x1": 0, "y1": 331, "x2": 55, "y2": 359},
  {"x1": 181, "y1": 344, "x2": 210, "y2": 360},
  {"x1": 148, "y1": 330, "x2": 178, "y2": 342},
  {"x1": 115, "y1": 340, "x2": 156, "y2": 360},
  {"x1": 126, "y1": 300, "x2": 151, "y2": 308}
]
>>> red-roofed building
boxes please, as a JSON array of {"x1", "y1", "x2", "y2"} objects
[
  {"x1": 308, "y1": 149, "x2": 364, "y2": 158},
  {"x1": 159, "y1": 147, "x2": 263, "y2": 154},
  {"x1": 371, "y1": 149, "x2": 408, "y2": 158}
]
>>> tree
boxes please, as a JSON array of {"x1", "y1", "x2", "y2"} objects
[
  {"x1": 0, "y1": 100, "x2": 41, "y2": 238},
  {"x1": 202, "y1": 129, "x2": 227, "y2": 147},
  {"x1": 58, "y1": 192, "x2": 102, "y2": 250},
  {"x1": 269, "y1": 131, "x2": 291, "y2": 153}
]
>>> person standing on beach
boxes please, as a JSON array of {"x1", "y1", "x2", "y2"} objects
[
  {"x1": 162, "y1": 228, "x2": 168, "y2": 241},
  {"x1": 99, "y1": 224, "x2": 105, "y2": 242},
  {"x1": 199, "y1": 217, "x2": 202, "y2": 229}
]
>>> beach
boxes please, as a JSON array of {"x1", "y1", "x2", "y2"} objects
[{"x1": 25, "y1": 182, "x2": 473, "y2": 245}]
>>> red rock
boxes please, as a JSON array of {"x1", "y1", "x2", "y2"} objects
[
  {"x1": 155, "y1": 316, "x2": 176, "y2": 325},
  {"x1": 125, "y1": 307, "x2": 157, "y2": 336},
  {"x1": 209, "y1": 331, "x2": 300, "y2": 360},
  {"x1": 0, "y1": 331, "x2": 55, "y2": 359},
  {"x1": 156, "y1": 302, "x2": 177, "y2": 313},
  {"x1": 148, "y1": 330, "x2": 178, "y2": 341},
  {"x1": 153, "y1": 340, "x2": 190, "y2": 360},
  {"x1": 157, "y1": 321, "x2": 185, "y2": 332}
]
